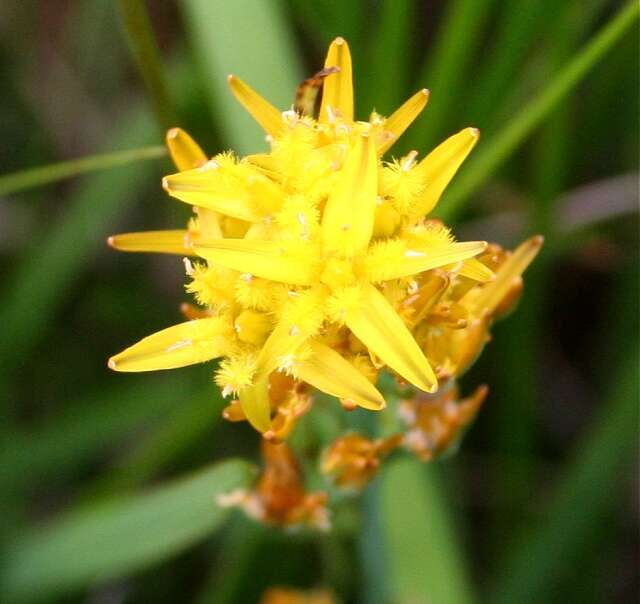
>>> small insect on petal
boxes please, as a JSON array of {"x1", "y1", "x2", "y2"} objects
[
  {"x1": 166, "y1": 128, "x2": 207, "y2": 171},
  {"x1": 108, "y1": 317, "x2": 232, "y2": 372},
  {"x1": 227, "y1": 74, "x2": 283, "y2": 138},
  {"x1": 319, "y1": 37, "x2": 354, "y2": 123},
  {"x1": 107, "y1": 230, "x2": 196, "y2": 255}
]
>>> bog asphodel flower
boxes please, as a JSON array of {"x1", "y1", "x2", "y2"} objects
[
  {"x1": 108, "y1": 37, "x2": 540, "y2": 436},
  {"x1": 217, "y1": 441, "x2": 329, "y2": 530}
]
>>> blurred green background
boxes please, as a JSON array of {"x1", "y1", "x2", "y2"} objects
[{"x1": 0, "y1": 1, "x2": 638, "y2": 603}]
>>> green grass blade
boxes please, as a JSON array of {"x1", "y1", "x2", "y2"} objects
[
  {"x1": 406, "y1": 0, "x2": 495, "y2": 151},
  {"x1": 0, "y1": 109, "x2": 163, "y2": 381},
  {"x1": 1, "y1": 459, "x2": 255, "y2": 603},
  {"x1": 182, "y1": 0, "x2": 303, "y2": 154},
  {"x1": 87, "y1": 385, "x2": 224, "y2": 496},
  {"x1": 491, "y1": 349, "x2": 639, "y2": 604},
  {"x1": 438, "y1": 0, "x2": 640, "y2": 222},
  {"x1": 0, "y1": 145, "x2": 165, "y2": 196},
  {"x1": 362, "y1": 0, "x2": 416, "y2": 115},
  {"x1": 381, "y1": 460, "x2": 476, "y2": 604},
  {"x1": 287, "y1": 0, "x2": 365, "y2": 64},
  {"x1": 0, "y1": 374, "x2": 195, "y2": 495},
  {"x1": 117, "y1": 0, "x2": 177, "y2": 129},
  {"x1": 467, "y1": 0, "x2": 557, "y2": 127}
]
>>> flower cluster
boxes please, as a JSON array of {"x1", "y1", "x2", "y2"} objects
[{"x1": 108, "y1": 38, "x2": 541, "y2": 527}]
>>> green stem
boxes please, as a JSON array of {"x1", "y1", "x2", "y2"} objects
[
  {"x1": 117, "y1": 0, "x2": 177, "y2": 130},
  {"x1": 491, "y1": 349, "x2": 639, "y2": 604},
  {"x1": 0, "y1": 146, "x2": 165, "y2": 196},
  {"x1": 438, "y1": 0, "x2": 640, "y2": 222}
]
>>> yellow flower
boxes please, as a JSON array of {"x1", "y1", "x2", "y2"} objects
[
  {"x1": 321, "y1": 433, "x2": 402, "y2": 491},
  {"x1": 398, "y1": 383, "x2": 488, "y2": 461},
  {"x1": 259, "y1": 587, "x2": 335, "y2": 604},
  {"x1": 107, "y1": 38, "x2": 526, "y2": 434},
  {"x1": 217, "y1": 441, "x2": 329, "y2": 531}
]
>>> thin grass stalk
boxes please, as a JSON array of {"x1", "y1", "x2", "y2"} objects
[
  {"x1": 117, "y1": 0, "x2": 177, "y2": 130},
  {"x1": 438, "y1": 0, "x2": 640, "y2": 222}
]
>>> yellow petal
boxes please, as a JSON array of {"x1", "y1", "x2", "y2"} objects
[
  {"x1": 378, "y1": 89, "x2": 430, "y2": 155},
  {"x1": 163, "y1": 166, "x2": 263, "y2": 222},
  {"x1": 237, "y1": 319, "x2": 313, "y2": 433},
  {"x1": 322, "y1": 134, "x2": 377, "y2": 257},
  {"x1": 239, "y1": 379, "x2": 271, "y2": 433},
  {"x1": 166, "y1": 128, "x2": 207, "y2": 171},
  {"x1": 345, "y1": 283, "x2": 437, "y2": 392},
  {"x1": 319, "y1": 37, "x2": 354, "y2": 123},
  {"x1": 475, "y1": 235, "x2": 543, "y2": 314},
  {"x1": 227, "y1": 74, "x2": 282, "y2": 137},
  {"x1": 412, "y1": 127, "x2": 480, "y2": 217},
  {"x1": 196, "y1": 208, "x2": 223, "y2": 239},
  {"x1": 365, "y1": 240, "x2": 487, "y2": 281},
  {"x1": 107, "y1": 230, "x2": 196, "y2": 255},
  {"x1": 457, "y1": 258, "x2": 495, "y2": 282},
  {"x1": 108, "y1": 317, "x2": 232, "y2": 372},
  {"x1": 296, "y1": 341, "x2": 385, "y2": 410},
  {"x1": 194, "y1": 239, "x2": 318, "y2": 285},
  {"x1": 257, "y1": 322, "x2": 308, "y2": 377}
]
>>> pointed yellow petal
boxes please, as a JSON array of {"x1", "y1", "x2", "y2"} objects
[
  {"x1": 345, "y1": 283, "x2": 437, "y2": 392},
  {"x1": 365, "y1": 240, "x2": 487, "y2": 282},
  {"x1": 166, "y1": 128, "x2": 207, "y2": 171},
  {"x1": 256, "y1": 322, "x2": 309, "y2": 377},
  {"x1": 475, "y1": 235, "x2": 543, "y2": 314},
  {"x1": 378, "y1": 89, "x2": 430, "y2": 155},
  {"x1": 237, "y1": 318, "x2": 315, "y2": 433},
  {"x1": 227, "y1": 74, "x2": 282, "y2": 137},
  {"x1": 296, "y1": 341, "x2": 385, "y2": 410},
  {"x1": 163, "y1": 166, "x2": 263, "y2": 222},
  {"x1": 194, "y1": 239, "x2": 318, "y2": 285},
  {"x1": 108, "y1": 317, "x2": 232, "y2": 372},
  {"x1": 322, "y1": 135, "x2": 377, "y2": 257},
  {"x1": 412, "y1": 127, "x2": 480, "y2": 217},
  {"x1": 319, "y1": 37, "x2": 354, "y2": 123},
  {"x1": 108, "y1": 230, "x2": 196, "y2": 255},
  {"x1": 239, "y1": 379, "x2": 271, "y2": 433},
  {"x1": 457, "y1": 258, "x2": 495, "y2": 282}
]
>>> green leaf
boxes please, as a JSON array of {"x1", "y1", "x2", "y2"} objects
[
  {"x1": 467, "y1": 0, "x2": 564, "y2": 128},
  {"x1": 437, "y1": 0, "x2": 640, "y2": 222},
  {"x1": 491, "y1": 349, "x2": 639, "y2": 604},
  {"x1": 86, "y1": 385, "x2": 225, "y2": 496},
  {"x1": 0, "y1": 374, "x2": 196, "y2": 495},
  {"x1": 362, "y1": 0, "x2": 416, "y2": 116},
  {"x1": 117, "y1": 0, "x2": 177, "y2": 130},
  {"x1": 406, "y1": 0, "x2": 495, "y2": 151},
  {"x1": 1, "y1": 459, "x2": 255, "y2": 603},
  {"x1": 182, "y1": 0, "x2": 303, "y2": 154},
  {"x1": 0, "y1": 109, "x2": 162, "y2": 386},
  {"x1": 381, "y1": 460, "x2": 476, "y2": 604},
  {"x1": 0, "y1": 145, "x2": 165, "y2": 196}
]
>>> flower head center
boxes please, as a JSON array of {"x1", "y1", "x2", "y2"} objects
[{"x1": 320, "y1": 256, "x2": 358, "y2": 289}]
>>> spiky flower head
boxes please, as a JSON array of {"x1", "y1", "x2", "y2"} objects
[{"x1": 108, "y1": 38, "x2": 541, "y2": 436}]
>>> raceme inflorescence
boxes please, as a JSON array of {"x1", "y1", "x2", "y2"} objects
[{"x1": 108, "y1": 38, "x2": 541, "y2": 528}]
